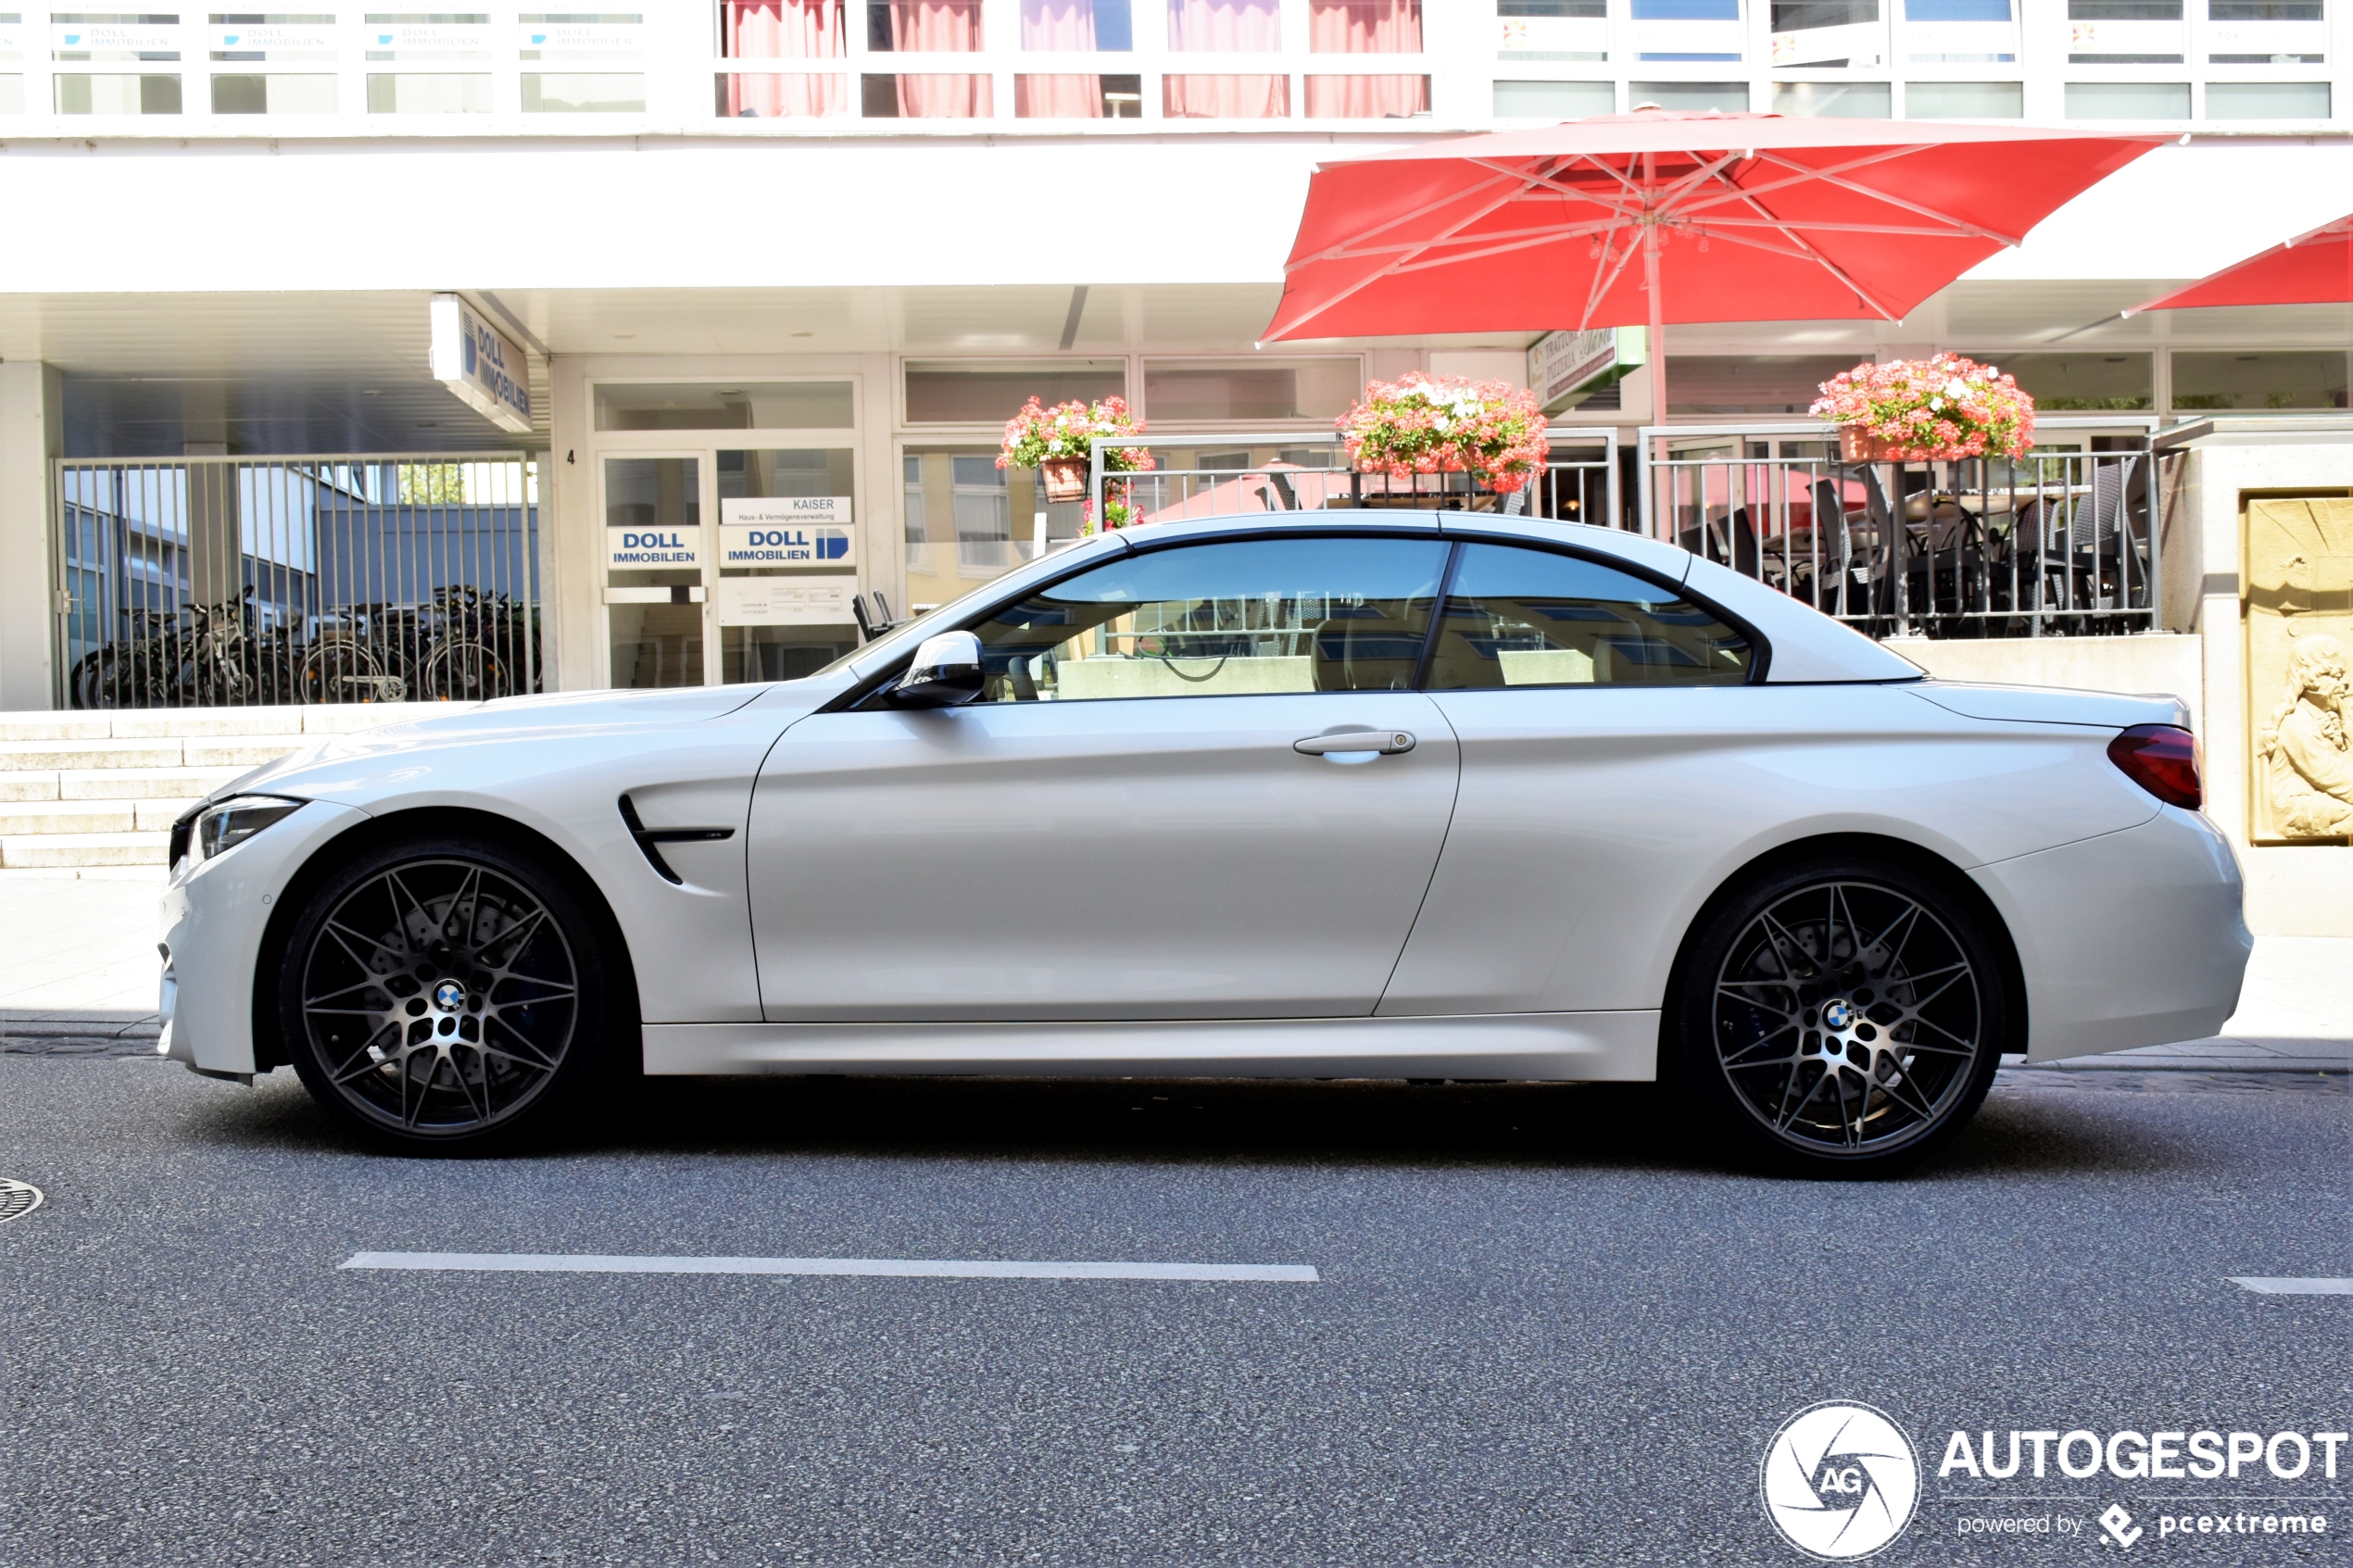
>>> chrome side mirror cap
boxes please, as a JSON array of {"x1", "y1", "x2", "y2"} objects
[{"x1": 891, "y1": 630, "x2": 985, "y2": 708}]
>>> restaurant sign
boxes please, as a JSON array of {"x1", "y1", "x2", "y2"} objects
[{"x1": 1529, "y1": 326, "x2": 1646, "y2": 411}]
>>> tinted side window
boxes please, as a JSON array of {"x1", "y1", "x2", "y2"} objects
[
  {"x1": 1424, "y1": 544, "x2": 1753, "y2": 690},
  {"x1": 969, "y1": 535, "x2": 1450, "y2": 702}
]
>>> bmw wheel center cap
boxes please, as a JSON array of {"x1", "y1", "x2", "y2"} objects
[{"x1": 433, "y1": 979, "x2": 468, "y2": 1012}]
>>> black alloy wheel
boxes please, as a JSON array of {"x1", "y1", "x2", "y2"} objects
[
  {"x1": 1667, "y1": 856, "x2": 2009, "y2": 1176},
  {"x1": 280, "y1": 835, "x2": 625, "y2": 1149}
]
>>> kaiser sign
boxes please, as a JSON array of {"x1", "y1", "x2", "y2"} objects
[{"x1": 720, "y1": 497, "x2": 855, "y2": 569}]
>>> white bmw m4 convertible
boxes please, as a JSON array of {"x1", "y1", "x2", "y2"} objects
[{"x1": 159, "y1": 511, "x2": 2249, "y2": 1173}]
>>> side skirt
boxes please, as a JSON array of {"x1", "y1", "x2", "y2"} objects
[{"x1": 641, "y1": 1010, "x2": 1659, "y2": 1081}]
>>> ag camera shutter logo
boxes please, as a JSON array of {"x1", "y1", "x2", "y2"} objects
[{"x1": 1761, "y1": 1401, "x2": 1920, "y2": 1560}]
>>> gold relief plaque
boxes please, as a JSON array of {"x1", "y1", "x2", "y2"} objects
[{"x1": 2246, "y1": 496, "x2": 2353, "y2": 843}]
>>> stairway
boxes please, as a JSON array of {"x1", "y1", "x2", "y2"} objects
[{"x1": 0, "y1": 704, "x2": 471, "y2": 871}]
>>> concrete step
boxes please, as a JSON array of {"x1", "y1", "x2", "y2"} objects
[
  {"x1": 0, "y1": 775, "x2": 60, "y2": 803},
  {"x1": 0, "y1": 715, "x2": 117, "y2": 742},
  {"x1": 58, "y1": 766, "x2": 246, "y2": 801},
  {"x1": 0, "y1": 831, "x2": 170, "y2": 868},
  {"x1": 0, "y1": 801, "x2": 135, "y2": 834},
  {"x1": 0, "y1": 739, "x2": 187, "y2": 771},
  {"x1": 182, "y1": 735, "x2": 311, "y2": 768}
]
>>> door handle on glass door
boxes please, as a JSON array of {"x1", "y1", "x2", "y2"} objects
[{"x1": 1293, "y1": 729, "x2": 1416, "y2": 757}]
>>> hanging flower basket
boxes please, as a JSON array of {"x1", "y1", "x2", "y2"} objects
[
  {"x1": 1336, "y1": 373, "x2": 1550, "y2": 495},
  {"x1": 998, "y1": 396, "x2": 1154, "y2": 527},
  {"x1": 1812, "y1": 354, "x2": 2035, "y2": 463}
]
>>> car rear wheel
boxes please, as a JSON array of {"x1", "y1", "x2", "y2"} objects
[
  {"x1": 279, "y1": 834, "x2": 625, "y2": 1150},
  {"x1": 1667, "y1": 856, "x2": 2009, "y2": 1176}
]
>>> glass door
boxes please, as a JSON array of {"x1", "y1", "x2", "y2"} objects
[
  {"x1": 604, "y1": 455, "x2": 707, "y2": 688},
  {"x1": 716, "y1": 445, "x2": 861, "y2": 684}
]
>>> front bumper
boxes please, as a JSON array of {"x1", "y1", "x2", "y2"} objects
[
  {"x1": 158, "y1": 798, "x2": 371, "y2": 1077},
  {"x1": 1971, "y1": 806, "x2": 2252, "y2": 1063}
]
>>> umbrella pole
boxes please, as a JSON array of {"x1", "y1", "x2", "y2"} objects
[{"x1": 1644, "y1": 221, "x2": 1667, "y2": 539}]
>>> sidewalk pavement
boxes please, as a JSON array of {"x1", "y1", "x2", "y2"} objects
[{"x1": 3, "y1": 868, "x2": 2346, "y2": 1073}]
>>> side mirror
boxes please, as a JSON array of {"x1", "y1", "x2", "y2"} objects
[{"x1": 891, "y1": 630, "x2": 985, "y2": 708}]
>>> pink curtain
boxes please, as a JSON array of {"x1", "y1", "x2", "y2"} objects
[
  {"x1": 884, "y1": 0, "x2": 982, "y2": 48},
  {"x1": 1307, "y1": 0, "x2": 1418, "y2": 53},
  {"x1": 1167, "y1": 0, "x2": 1278, "y2": 51},
  {"x1": 723, "y1": 0, "x2": 843, "y2": 57},
  {"x1": 1016, "y1": 75, "x2": 1102, "y2": 116},
  {"x1": 1018, "y1": 0, "x2": 1098, "y2": 115},
  {"x1": 724, "y1": 72, "x2": 849, "y2": 115},
  {"x1": 1302, "y1": 73, "x2": 1426, "y2": 117},
  {"x1": 1023, "y1": 0, "x2": 1096, "y2": 46},
  {"x1": 897, "y1": 72, "x2": 992, "y2": 115},
  {"x1": 1163, "y1": 73, "x2": 1288, "y2": 117}
]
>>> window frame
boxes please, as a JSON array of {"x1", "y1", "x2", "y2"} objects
[{"x1": 832, "y1": 523, "x2": 1772, "y2": 708}]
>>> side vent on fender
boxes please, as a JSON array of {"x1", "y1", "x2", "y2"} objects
[{"x1": 617, "y1": 794, "x2": 736, "y2": 885}]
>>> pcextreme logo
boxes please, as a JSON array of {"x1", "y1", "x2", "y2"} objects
[{"x1": 1761, "y1": 1401, "x2": 1922, "y2": 1561}]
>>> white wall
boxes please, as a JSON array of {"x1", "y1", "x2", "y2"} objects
[{"x1": 0, "y1": 363, "x2": 62, "y2": 711}]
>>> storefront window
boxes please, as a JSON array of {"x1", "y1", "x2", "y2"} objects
[
  {"x1": 902, "y1": 360, "x2": 1126, "y2": 423},
  {"x1": 1142, "y1": 359, "x2": 1360, "y2": 422},
  {"x1": 605, "y1": 457, "x2": 704, "y2": 688},
  {"x1": 2171, "y1": 351, "x2": 2350, "y2": 411},
  {"x1": 1969, "y1": 352, "x2": 2152, "y2": 411},
  {"x1": 595, "y1": 382, "x2": 854, "y2": 431}
]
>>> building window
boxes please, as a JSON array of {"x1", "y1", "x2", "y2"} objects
[
  {"x1": 861, "y1": 70, "x2": 990, "y2": 113},
  {"x1": 1967, "y1": 352, "x2": 2153, "y2": 411},
  {"x1": 523, "y1": 71, "x2": 643, "y2": 110},
  {"x1": 1024, "y1": 0, "x2": 1132, "y2": 48},
  {"x1": 0, "y1": 77, "x2": 22, "y2": 114},
  {"x1": 1630, "y1": 0, "x2": 1739, "y2": 16},
  {"x1": 2171, "y1": 350, "x2": 2348, "y2": 411},
  {"x1": 724, "y1": 0, "x2": 845, "y2": 56},
  {"x1": 1903, "y1": 0, "x2": 2008, "y2": 17},
  {"x1": 1772, "y1": 0, "x2": 1879, "y2": 24},
  {"x1": 1629, "y1": 79, "x2": 1748, "y2": 110},
  {"x1": 2068, "y1": 0, "x2": 2182, "y2": 14},
  {"x1": 867, "y1": 0, "x2": 982, "y2": 50},
  {"x1": 595, "y1": 383, "x2": 857, "y2": 431},
  {"x1": 365, "y1": 72, "x2": 492, "y2": 110},
  {"x1": 1303, "y1": 73, "x2": 1427, "y2": 115},
  {"x1": 719, "y1": 73, "x2": 849, "y2": 114},
  {"x1": 2207, "y1": 0, "x2": 2320, "y2": 16},
  {"x1": 1015, "y1": 71, "x2": 1141, "y2": 115},
  {"x1": 1772, "y1": 80, "x2": 1890, "y2": 114},
  {"x1": 1494, "y1": 78, "x2": 1613, "y2": 116},
  {"x1": 903, "y1": 361, "x2": 1126, "y2": 424},
  {"x1": 209, "y1": 71, "x2": 335, "y2": 111},
  {"x1": 1168, "y1": 0, "x2": 1279, "y2": 50},
  {"x1": 1310, "y1": 0, "x2": 1420, "y2": 52},
  {"x1": 1905, "y1": 78, "x2": 2020, "y2": 114},
  {"x1": 56, "y1": 72, "x2": 182, "y2": 111},
  {"x1": 2206, "y1": 80, "x2": 2329, "y2": 117},
  {"x1": 1164, "y1": 72, "x2": 1287, "y2": 115},
  {"x1": 1142, "y1": 360, "x2": 1362, "y2": 422},
  {"x1": 2066, "y1": 80, "x2": 2188, "y2": 116}
]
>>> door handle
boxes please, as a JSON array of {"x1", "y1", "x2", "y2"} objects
[{"x1": 1293, "y1": 729, "x2": 1416, "y2": 757}]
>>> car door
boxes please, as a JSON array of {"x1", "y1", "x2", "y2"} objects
[
  {"x1": 749, "y1": 532, "x2": 1462, "y2": 1022},
  {"x1": 1378, "y1": 539, "x2": 1766, "y2": 1017}
]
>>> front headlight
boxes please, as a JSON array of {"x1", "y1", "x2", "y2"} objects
[{"x1": 171, "y1": 795, "x2": 303, "y2": 873}]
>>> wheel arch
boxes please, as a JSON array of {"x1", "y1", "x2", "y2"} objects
[
  {"x1": 1657, "y1": 831, "x2": 2030, "y2": 1070},
  {"x1": 249, "y1": 804, "x2": 642, "y2": 1073}
]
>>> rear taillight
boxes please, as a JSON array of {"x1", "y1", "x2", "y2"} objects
[{"x1": 2108, "y1": 723, "x2": 2202, "y2": 809}]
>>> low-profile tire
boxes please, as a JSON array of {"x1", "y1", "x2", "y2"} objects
[
  {"x1": 279, "y1": 833, "x2": 627, "y2": 1152},
  {"x1": 1666, "y1": 854, "x2": 2011, "y2": 1177}
]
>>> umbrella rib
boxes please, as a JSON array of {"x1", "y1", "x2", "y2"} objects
[
  {"x1": 1463, "y1": 156, "x2": 1647, "y2": 222},
  {"x1": 1270, "y1": 167, "x2": 1585, "y2": 336},
  {"x1": 1687, "y1": 217, "x2": 2028, "y2": 239},
  {"x1": 1281, "y1": 168, "x2": 1527, "y2": 273},
  {"x1": 1319, "y1": 216, "x2": 1630, "y2": 262},
  {"x1": 1671, "y1": 144, "x2": 1922, "y2": 214},
  {"x1": 1734, "y1": 150, "x2": 2025, "y2": 246},
  {"x1": 1578, "y1": 228, "x2": 1644, "y2": 330},
  {"x1": 1698, "y1": 167, "x2": 1906, "y2": 320}
]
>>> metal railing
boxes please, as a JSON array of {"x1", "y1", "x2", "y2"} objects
[
  {"x1": 1087, "y1": 430, "x2": 1620, "y2": 536},
  {"x1": 1636, "y1": 418, "x2": 2163, "y2": 638},
  {"x1": 56, "y1": 454, "x2": 542, "y2": 709}
]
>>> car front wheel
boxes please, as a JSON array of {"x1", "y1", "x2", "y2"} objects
[
  {"x1": 278, "y1": 834, "x2": 625, "y2": 1150},
  {"x1": 1667, "y1": 856, "x2": 2010, "y2": 1176}
]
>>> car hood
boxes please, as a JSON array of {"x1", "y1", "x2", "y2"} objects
[
  {"x1": 221, "y1": 680, "x2": 847, "y2": 804},
  {"x1": 1906, "y1": 680, "x2": 2190, "y2": 732}
]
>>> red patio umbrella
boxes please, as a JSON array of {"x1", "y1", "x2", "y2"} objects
[
  {"x1": 2127, "y1": 212, "x2": 2353, "y2": 312},
  {"x1": 1261, "y1": 108, "x2": 2161, "y2": 423}
]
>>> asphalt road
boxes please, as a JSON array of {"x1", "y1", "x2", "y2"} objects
[{"x1": 0, "y1": 1056, "x2": 2345, "y2": 1567}]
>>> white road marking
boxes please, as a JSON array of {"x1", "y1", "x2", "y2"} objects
[
  {"x1": 2228, "y1": 1276, "x2": 2353, "y2": 1295},
  {"x1": 340, "y1": 1251, "x2": 1318, "y2": 1282}
]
